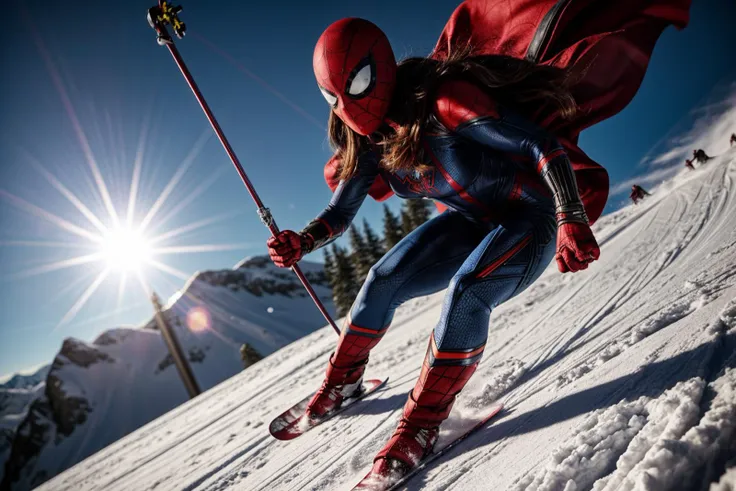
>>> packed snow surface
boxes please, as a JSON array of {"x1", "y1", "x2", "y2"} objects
[{"x1": 41, "y1": 151, "x2": 736, "y2": 490}]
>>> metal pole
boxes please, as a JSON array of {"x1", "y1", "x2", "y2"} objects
[
  {"x1": 147, "y1": 3, "x2": 340, "y2": 336},
  {"x1": 151, "y1": 292, "x2": 202, "y2": 399}
]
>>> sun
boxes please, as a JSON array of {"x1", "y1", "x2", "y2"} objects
[
  {"x1": 0, "y1": 16, "x2": 257, "y2": 330},
  {"x1": 100, "y1": 227, "x2": 153, "y2": 272}
]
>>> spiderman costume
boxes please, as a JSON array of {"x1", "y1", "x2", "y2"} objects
[{"x1": 267, "y1": 0, "x2": 691, "y2": 482}]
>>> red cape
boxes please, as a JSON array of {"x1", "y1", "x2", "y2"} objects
[{"x1": 324, "y1": 0, "x2": 691, "y2": 224}]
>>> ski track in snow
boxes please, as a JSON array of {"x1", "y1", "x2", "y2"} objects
[{"x1": 36, "y1": 152, "x2": 736, "y2": 491}]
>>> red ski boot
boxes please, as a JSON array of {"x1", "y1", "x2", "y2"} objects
[
  {"x1": 359, "y1": 335, "x2": 483, "y2": 486},
  {"x1": 305, "y1": 323, "x2": 388, "y2": 419}
]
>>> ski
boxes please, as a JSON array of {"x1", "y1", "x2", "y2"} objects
[
  {"x1": 269, "y1": 378, "x2": 388, "y2": 440},
  {"x1": 353, "y1": 403, "x2": 504, "y2": 490}
]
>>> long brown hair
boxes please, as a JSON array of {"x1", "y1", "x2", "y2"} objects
[{"x1": 328, "y1": 46, "x2": 578, "y2": 181}]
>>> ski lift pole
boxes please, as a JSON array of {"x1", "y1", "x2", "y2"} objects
[{"x1": 147, "y1": 2, "x2": 341, "y2": 336}]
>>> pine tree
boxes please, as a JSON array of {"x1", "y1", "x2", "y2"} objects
[
  {"x1": 402, "y1": 199, "x2": 432, "y2": 234},
  {"x1": 330, "y1": 244, "x2": 360, "y2": 317},
  {"x1": 240, "y1": 343, "x2": 263, "y2": 370},
  {"x1": 401, "y1": 206, "x2": 414, "y2": 235},
  {"x1": 362, "y1": 218, "x2": 385, "y2": 266},
  {"x1": 382, "y1": 204, "x2": 404, "y2": 249},
  {"x1": 348, "y1": 225, "x2": 371, "y2": 283},
  {"x1": 411, "y1": 198, "x2": 432, "y2": 226},
  {"x1": 323, "y1": 248, "x2": 335, "y2": 285}
]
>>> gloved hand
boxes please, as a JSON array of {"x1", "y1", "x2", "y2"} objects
[
  {"x1": 555, "y1": 221, "x2": 600, "y2": 273},
  {"x1": 267, "y1": 230, "x2": 314, "y2": 268}
]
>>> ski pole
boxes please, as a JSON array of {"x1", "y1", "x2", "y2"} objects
[{"x1": 146, "y1": 2, "x2": 341, "y2": 336}]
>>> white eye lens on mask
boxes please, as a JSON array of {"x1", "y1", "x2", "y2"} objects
[
  {"x1": 347, "y1": 64, "x2": 372, "y2": 96},
  {"x1": 319, "y1": 86, "x2": 337, "y2": 107}
]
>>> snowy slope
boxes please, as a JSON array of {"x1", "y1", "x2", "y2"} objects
[
  {"x1": 0, "y1": 364, "x2": 51, "y2": 479},
  {"x1": 0, "y1": 384, "x2": 45, "y2": 485},
  {"x1": 0, "y1": 363, "x2": 51, "y2": 476},
  {"x1": 37, "y1": 149, "x2": 736, "y2": 491},
  {"x1": 1, "y1": 258, "x2": 333, "y2": 491},
  {"x1": 0, "y1": 389, "x2": 42, "y2": 430}
]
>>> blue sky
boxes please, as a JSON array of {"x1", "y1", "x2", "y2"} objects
[{"x1": 1, "y1": 0, "x2": 734, "y2": 379}]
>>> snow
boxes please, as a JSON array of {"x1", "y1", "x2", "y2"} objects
[
  {"x1": 0, "y1": 366, "x2": 50, "y2": 390},
  {"x1": 712, "y1": 468, "x2": 736, "y2": 491},
  {"x1": 0, "y1": 386, "x2": 44, "y2": 428},
  {"x1": 38, "y1": 146, "x2": 736, "y2": 491},
  {"x1": 0, "y1": 383, "x2": 45, "y2": 484},
  {"x1": 1, "y1": 258, "x2": 333, "y2": 490}
]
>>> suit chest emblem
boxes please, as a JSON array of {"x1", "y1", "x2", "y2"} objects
[{"x1": 396, "y1": 168, "x2": 439, "y2": 195}]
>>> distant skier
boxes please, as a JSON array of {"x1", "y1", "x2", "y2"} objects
[
  {"x1": 685, "y1": 158, "x2": 694, "y2": 170},
  {"x1": 267, "y1": 0, "x2": 691, "y2": 484},
  {"x1": 693, "y1": 149, "x2": 711, "y2": 163},
  {"x1": 730, "y1": 133, "x2": 736, "y2": 146},
  {"x1": 630, "y1": 185, "x2": 651, "y2": 204}
]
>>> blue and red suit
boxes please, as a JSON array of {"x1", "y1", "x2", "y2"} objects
[
  {"x1": 312, "y1": 80, "x2": 564, "y2": 358},
  {"x1": 267, "y1": 0, "x2": 691, "y2": 475}
]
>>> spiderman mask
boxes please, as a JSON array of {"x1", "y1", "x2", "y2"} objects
[{"x1": 313, "y1": 18, "x2": 397, "y2": 136}]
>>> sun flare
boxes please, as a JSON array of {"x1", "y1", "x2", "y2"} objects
[
  {"x1": 0, "y1": 13, "x2": 257, "y2": 331},
  {"x1": 101, "y1": 227, "x2": 153, "y2": 272},
  {"x1": 1, "y1": 108, "x2": 249, "y2": 329},
  {"x1": 186, "y1": 306, "x2": 212, "y2": 333}
]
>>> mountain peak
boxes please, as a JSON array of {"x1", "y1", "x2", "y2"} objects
[
  {"x1": 234, "y1": 255, "x2": 272, "y2": 269},
  {"x1": 0, "y1": 366, "x2": 50, "y2": 391},
  {"x1": 1, "y1": 255, "x2": 335, "y2": 490}
]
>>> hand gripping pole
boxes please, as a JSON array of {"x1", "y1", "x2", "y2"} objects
[{"x1": 147, "y1": 2, "x2": 341, "y2": 336}]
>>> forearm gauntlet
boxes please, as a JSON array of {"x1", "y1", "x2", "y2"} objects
[
  {"x1": 539, "y1": 156, "x2": 589, "y2": 225},
  {"x1": 299, "y1": 219, "x2": 334, "y2": 253}
]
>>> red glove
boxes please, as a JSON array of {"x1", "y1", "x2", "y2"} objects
[
  {"x1": 555, "y1": 222, "x2": 600, "y2": 273},
  {"x1": 267, "y1": 230, "x2": 313, "y2": 268}
]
